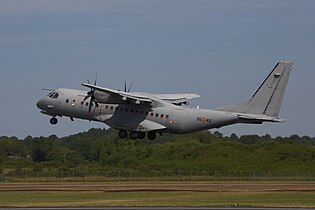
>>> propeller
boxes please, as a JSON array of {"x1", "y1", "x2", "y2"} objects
[
  {"x1": 124, "y1": 77, "x2": 127, "y2": 92},
  {"x1": 128, "y1": 81, "x2": 133, "y2": 92},
  {"x1": 84, "y1": 75, "x2": 99, "y2": 113},
  {"x1": 124, "y1": 77, "x2": 133, "y2": 92}
]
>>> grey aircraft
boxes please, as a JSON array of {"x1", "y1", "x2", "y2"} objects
[{"x1": 36, "y1": 61, "x2": 292, "y2": 140}]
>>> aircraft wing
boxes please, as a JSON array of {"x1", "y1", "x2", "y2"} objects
[
  {"x1": 82, "y1": 83, "x2": 153, "y2": 105},
  {"x1": 82, "y1": 83, "x2": 200, "y2": 106},
  {"x1": 154, "y1": 93, "x2": 200, "y2": 105}
]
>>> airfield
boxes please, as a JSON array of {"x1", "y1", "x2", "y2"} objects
[{"x1": 1, "y1": 182, "x2": 315, "y2": 208}]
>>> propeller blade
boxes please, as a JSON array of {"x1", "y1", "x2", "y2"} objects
[
  {"x1": 84, "y1": 94, "x2": 91, "y2": 101},
  {"x1": 124, "y1": 77, "x2": 127, "y2": 92},
  {"x1": 94, "y1": 74, "x2": 98, "y2": 86},
  {"x1": 89, "y1": 97, "x2": 93, "y2": 113},
  {"x1": 84, "y1": 77, "x2": 99, "y2": 113},
  {"x1": 128, "y1": 82, "x2": 133, "y2": 92}
]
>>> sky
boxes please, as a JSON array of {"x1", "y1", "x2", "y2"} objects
[{"x1": 0, "y1": 0, "x2": 314, "y2": 139}]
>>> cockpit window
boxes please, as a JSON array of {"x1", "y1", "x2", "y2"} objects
[
  {"x1": 52, "y1": 93, "x2": 59, "y2": 98},
  {"x1": 47, "y1": 92, "x2": 59, "y2": 99}
]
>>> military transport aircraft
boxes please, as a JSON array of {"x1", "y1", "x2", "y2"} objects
[{"x1": 37, "y1": 61, "x2": 292, "y2": 140}]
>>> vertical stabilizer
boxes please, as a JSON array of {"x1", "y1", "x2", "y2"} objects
[
  {"x1": 215, "y1": 61, "x2": 292, "y2": 118},
  {"x1": 247, "y1": 61, "x2": 292, "y2": 117}
]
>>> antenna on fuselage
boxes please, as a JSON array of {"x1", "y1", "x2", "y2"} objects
[{"x1": 42, "y1": 88, "x2": 55, "y2": 91}]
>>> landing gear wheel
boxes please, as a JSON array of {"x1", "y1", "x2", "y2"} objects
[
  {"x1": 119, "y1": 130, "x2": 128, "y2": 139},
  {"x1": 147, "y1": 132, "x2": 156, "y2": 141},
  {"x1": 137, "y1": 132, "x2": 146, "y2": 140},
  {"x1": 129, "y1": 132, "x2": 138, "y2": 140},
  {"x1": 50, "y1": 118, "x2": 58, "y2": 125}
]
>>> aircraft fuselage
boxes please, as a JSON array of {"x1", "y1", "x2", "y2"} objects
[
  {"x1": 36, "y1": 61, "x2": 292, "y2": 140},
  {"x1": 37, "y1": 88, "x2": 239, "y2": 135}
]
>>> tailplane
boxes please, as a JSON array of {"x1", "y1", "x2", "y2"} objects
[{"x1": 216, "y1": 61, "x2": 292, "y2": 118}]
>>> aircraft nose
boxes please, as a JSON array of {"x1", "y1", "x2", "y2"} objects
[{"x1": 36, "y1": 99, "x2": 45, "y2": 110}]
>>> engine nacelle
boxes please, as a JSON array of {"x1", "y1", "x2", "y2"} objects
[
  {"x1": 93, "y1": 91, "x2": 121, "y2": 104},
  {"x1": 93, "y1": 91, "x2": 110, "y2": 103}
]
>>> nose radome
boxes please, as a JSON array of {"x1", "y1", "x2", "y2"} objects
[{"x1": 36, "y1": 99, "x2": 44, "y2": 110}]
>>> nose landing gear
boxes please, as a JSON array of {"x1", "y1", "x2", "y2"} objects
[{"x1": 50, "y1": 117, "x2": 58, "y2": 125}]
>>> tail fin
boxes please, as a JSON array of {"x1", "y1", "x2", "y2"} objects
[{"x1": 216, "y1": 61, "x2": 292, "y2": 117}]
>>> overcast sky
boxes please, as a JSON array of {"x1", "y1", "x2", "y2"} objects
[{"x1": 0, "y1": 0, "x2": 314, "y2": 139}]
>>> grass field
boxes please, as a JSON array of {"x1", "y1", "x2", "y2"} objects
[{"x1": 1, "y1": 182, "x2": 315, "y2": 207}]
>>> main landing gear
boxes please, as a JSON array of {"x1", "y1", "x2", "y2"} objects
[
  {"x1": 50, "y1": 117, "x2": 58, "y2": 125},
  {"x1": 118, "y1": 130, "x2": 128, "y2": 139},
  {"x1": 118, "y1": 130, "x2": 157, "y2": 140}
]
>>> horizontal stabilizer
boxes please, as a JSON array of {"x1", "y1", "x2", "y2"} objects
[{"x1": 237, "y1": 114, "x2": 286, "y2": 123}]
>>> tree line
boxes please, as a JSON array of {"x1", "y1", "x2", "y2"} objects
[{"x1": 0, "y1": 128, "x2": 315, "y2": 174}]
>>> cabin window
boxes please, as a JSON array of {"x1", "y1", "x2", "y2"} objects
[
  {"x1": 110, "y1": 106, "x2": 114, "y2": 110},
  {"x1": 161, "y1": 114, "x2": 164, "y2": 118},
  {"x1": 105, "y1": 105, "x2": 109, "y2": 110},
  {"x1": 135, "y1": 110, "x2": 139, "y2": 114},
  {"x1": 125, "y1": 108, "x2": 129, "y2": 112},
  {"x1": 120, "y1": 108, "x2": 124, "y2": 111},
  {"x1": 66, "y1": 99, "x2": 69, "y2": 103},
  {"x1": 130, "y1": 109, "x2": 134, "y2": 113},
  {"x1": 80, "y1": 101, "x2": 84, "y2": 105},
  {"x1": 166, "y1": 115, "x2": 169, "y2": 119},
  {"x1": 85, "y1": 102, "x2": 89, "y2": 106},
  {"x1": 155, "y1": 114, "x2": 159, "y2": 118},
  {"x1": 150, "y1": 113, "x2": 154, "y2": 117}
]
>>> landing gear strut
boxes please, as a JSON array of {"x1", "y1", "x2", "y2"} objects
[{"x1": 50, "y1": 117, "x2": 58, "y2": 125}]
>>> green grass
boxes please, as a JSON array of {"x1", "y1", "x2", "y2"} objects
[{"x1": 1, "y1": 190, "x2": 315, "y2": 207}]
